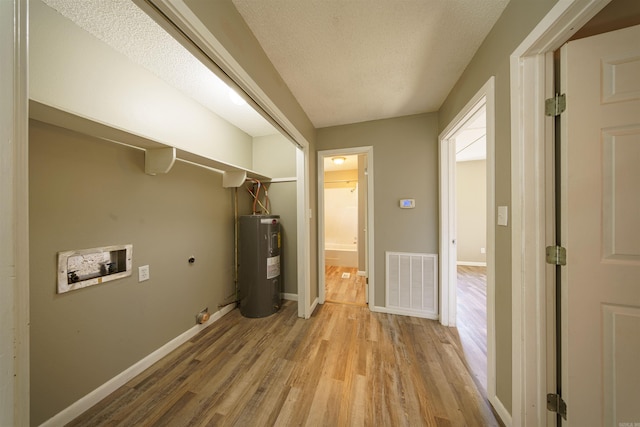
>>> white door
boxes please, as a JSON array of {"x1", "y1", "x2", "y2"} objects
[{"x1": 560, "y1": 24, "x2": 640, "y2": 426}]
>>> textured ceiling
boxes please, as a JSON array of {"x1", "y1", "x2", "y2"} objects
[
  {"x1": 233, "y1": 0, "x2": 510, "y2": 128},
  {"x1": 39, "y1": 0, "x2": 277, "y2": 137},
  {"x1": 40, "y1": 0, "x2": 509, "y2": 138}
]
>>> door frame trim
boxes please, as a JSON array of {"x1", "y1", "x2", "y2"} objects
[
  {"x1": 439, "y1": 77, "x2": 495, "y2": 327},
  {"x1": 317, "y1": 146, "x2": 374, "y2": 307},
  {"x1": 439, "y1": 76, "x2": 498, "y2": 417},
  {"x1": 0, "y1": 0, "x2": 30, "y2": 425},
  {"x1": 509, "y1": 0, "x2": 611, "y2": 425},
  {"x1": 296, "y1": 146, "x2": 312, "y2": 318}
]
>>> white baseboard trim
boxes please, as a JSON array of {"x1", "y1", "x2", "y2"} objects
[
  {"x1": 357, "y1": 270, "x2": 367, "y2": 277},
  {"x1": 40, "y1": 303, "x2": 236, "y2": 427},
  {"x1": 490, "y1": 394, "x2": 512, "y2": 427},
  {"x1": 282, "y1": 292, "x2": 298, "y2": 301},
  {"x1": 370, "y1": 304, "x2": 439, "y2": 320},
  {"x1": 457, "y1": 261, "x2": 487, "y2": 267}
]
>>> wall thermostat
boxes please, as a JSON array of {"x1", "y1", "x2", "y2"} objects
[{"x1": 399, "y1": 199, "x2": 415, "y2": 209}]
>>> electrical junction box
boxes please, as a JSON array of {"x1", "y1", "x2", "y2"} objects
[{"x1": 399, "y1": 199, "x2": 415, "y2": 209}]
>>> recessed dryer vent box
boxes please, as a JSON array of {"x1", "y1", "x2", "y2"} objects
[{"x1": 57, "y1": 244, "x2": 133, "y2": 294}]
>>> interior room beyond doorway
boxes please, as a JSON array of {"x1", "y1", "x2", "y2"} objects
[
  {"x1": 454, "y1": 104, "x2": 489, "y2": 396},
  {"x1": 323, "y1": 154, "x2": 366, "y2": 306}
]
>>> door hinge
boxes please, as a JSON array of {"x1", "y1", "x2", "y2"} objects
[
  {"x1": 546, "y1": 245, "x2": 567, "y2": 265},
  {"x1": 547, "y1": 393, "x2": 567, "y2": 420},
  {"x1": 545, "y1": 93, "x2": 566, "y2": 116}
]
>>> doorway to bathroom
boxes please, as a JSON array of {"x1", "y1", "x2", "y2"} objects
[{"x1": 318, "y1": 147, "x2": 374, "y2": 307}]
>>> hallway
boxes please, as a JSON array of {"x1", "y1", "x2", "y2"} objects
[{"x1": 69, "y1": 300, "x2": 500, "y2": 426}]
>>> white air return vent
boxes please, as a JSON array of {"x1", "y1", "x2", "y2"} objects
[{"x1": 386, "y1": 252, "x2": 438, "y2": 319}]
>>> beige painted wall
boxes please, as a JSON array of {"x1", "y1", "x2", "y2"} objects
[
  {"x1": 177, "y1": 0, "x2": 321, "y2": 309},
  {"x1": 438, "y1": 0, "x2": 559, "y2": 413},
  {"x1": 456, "y1": 160, "x2": 487, "y2": 264},
  {"x1": 29, "y1": 121, "x2": 251, "y2": 425},
  {"x1": 317, "y1": 113, "x2": 439, "y2": 307},
  {"x1": 252, "y1": 134, "x2": 298, "y2": 295},
  {"x1": 252, "y1": 134, "x2": 297, "y2": 178}
]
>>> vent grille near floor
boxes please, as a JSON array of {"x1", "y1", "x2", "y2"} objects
[{"x1": 386, "y1": 252, "x2": 438, "y2": 319}]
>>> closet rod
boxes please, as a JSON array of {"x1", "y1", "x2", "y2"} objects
[{"x1": 324, "y1": 179, "x2": 358, "y2": 184}]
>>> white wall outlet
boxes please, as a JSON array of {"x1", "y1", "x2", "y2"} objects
[
  {"x1": 138, "y1": 265, "x2": 150, "y2": 282},
  {"x1": 480, "y1": 247, "x2": 486, "y2": 254}
]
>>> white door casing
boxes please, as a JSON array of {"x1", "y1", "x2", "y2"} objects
[
  {"x1": 439, "y1": 77, "x2": 500, "y2": 419},
  {"x1": 509, "y1": 1, "x2": 613, "y2": 425},
  {"x1": 296, "y1": 146, "x2": 312, "y2": 318},
  {"x1": 439, "y1": 130, "x2": 458, "y2": 326},
  {"x1": 560, "y1": 24, "x2": 640, "y2": 426},
  {"x1": 439, "y1": 77, "x2": 495, "y2": 329},
  {"x1": 0, "y1": 0, "x2": 30, "y2": 425},
  {"x1": 317, "y1": 147, "x2": 375, "y2": 308}
]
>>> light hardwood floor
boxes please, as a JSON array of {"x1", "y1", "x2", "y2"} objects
[
  {"x1": 324, "y1": 266, "x2": 366, "y2": 306},
  {"x1": 68, "y1": 300, "x2": 501, "y2": 426},
  {"x1": 456, "y1": 265, "x2": 488, "y2": 395}
]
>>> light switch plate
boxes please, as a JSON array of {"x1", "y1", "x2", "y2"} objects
[
  {"x1": 497, "y1": 206, "x2": 508, "y2": 226},
  {"x1": 138, "y1": 265, "x2": 150, "y2": 282}
]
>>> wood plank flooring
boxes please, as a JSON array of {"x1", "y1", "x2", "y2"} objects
[
  {"x1": 68, "y1": 300, "x2": 501, "y2": 426},
  {"x1": 456, "y1": 265, "x2": 488, "y2": 394},
  {"x1": 324, "y1": 266, "x2": 366, "y2": 306}
]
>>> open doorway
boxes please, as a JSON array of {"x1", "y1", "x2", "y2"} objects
[
  {"x1": 454, "y1": 107, "x2": 489, "y2": 393},
  {"x1": 318, "y1": 147, "x2": 374, "y2": 307},
  {"x1": 322, "y1": 154, "x2": 365, "y2": 305},
  {"x1": 439, "y1": 77, "x2": 496, "y2": 410}
]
